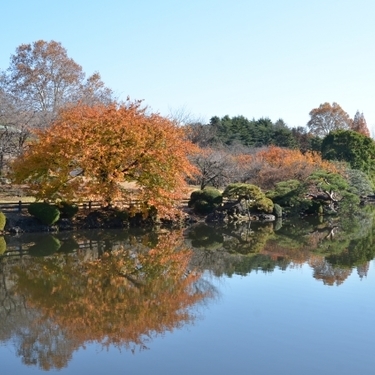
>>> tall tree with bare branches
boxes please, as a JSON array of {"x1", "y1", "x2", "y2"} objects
[
  {"x1": 307, "y1": 102, "x2": 352, "y2": 137},
  {"x1": 1, "y1": 40, "x2": 114, "y2": 129}
]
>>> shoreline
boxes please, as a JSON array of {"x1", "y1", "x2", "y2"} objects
[{"x1": 2, "y1": 205, "x2": 200, "y2": 234}]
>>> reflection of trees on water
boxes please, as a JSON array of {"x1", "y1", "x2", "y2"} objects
[
  {"x1": 0, "y1": 232, "x2": 217, "y2": 370},
  {"x1": 187, "y1": 222, "x2": 290, "y2": 276},
  {"x1": 187, "y1": 220, "x2": 274, "y2": 256},
  {"x1": 0, "y1": 261, "x2": 79, "y2": 370},
  {"x1": 309, "y1": 256, "x2": 353, "y2": 286},
  {"x1": 2, "y1": 207, "x2": 375, "y2": 369},
  {"x1": 186, "y1": 206, "x2": 375, "y2": 282}
]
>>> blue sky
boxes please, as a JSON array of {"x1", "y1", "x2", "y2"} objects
[{"x1": 1, "y1": 0, "x2": 375, "y2": 133}]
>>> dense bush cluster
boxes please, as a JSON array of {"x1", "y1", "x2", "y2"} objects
[
  {"x1": 28, "y1": 202, "x2": 60, "y2": 226},
  {"x1": 57, "y1": 201, "x2": 79, "y2": 218}
]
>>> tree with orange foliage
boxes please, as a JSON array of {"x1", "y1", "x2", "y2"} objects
[
  {"x1": 244, "y1": 145, "x2": 337, "y2": 190},
  {"x1": 11, "y1": 100, "x2": 199, "y2": 217},
  {"x1": 351, "y1": 111, "x2": 370, "y2": 137}
]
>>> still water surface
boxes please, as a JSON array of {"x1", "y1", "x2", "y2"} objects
[{"x1": 1, "y1": 211, "x2": 375, "y2": 374}]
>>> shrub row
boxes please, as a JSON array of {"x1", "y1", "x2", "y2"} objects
[{"x1": 28, "y1": 201, "x2": 78, "y2": 226}]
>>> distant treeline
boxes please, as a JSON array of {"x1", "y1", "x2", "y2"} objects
[{"x1": 187, "y1": 115, "x2": 321, "y2": 152}]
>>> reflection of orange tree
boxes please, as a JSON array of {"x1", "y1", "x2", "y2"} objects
[
  {"x1": 308, "y1": 255, "x2": 352, "y2": 286},
  {"x1": 11, "y1": 232, "x2": 212, "y2": 369},
  {"x1": 260, "y1": 239, "x2": 310, "y2": 266}
]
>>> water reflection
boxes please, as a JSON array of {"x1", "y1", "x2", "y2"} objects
[
  {"x1": 187, "y1": 205, "x2": 375, "y2": 284},
  {"x1": 0, "y1": 231, "x2": 216, "y2": 370},
  {"x1": 2, "y1": 206, "x2": 375, "y2": 370}
]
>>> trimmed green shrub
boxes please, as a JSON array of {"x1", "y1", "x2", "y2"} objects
[
  {"x1": 0, "y1": 237, "x2": 6, "y2": 255},
  {"x1": 188, "y1": 187, "x2": 223, "y2": 215},
  {"x1": 0, "y1": 211, "x2": 6, "y2": 231},
  {"x1": 28, "y1": 202, "x2": 60, "y2": 226},
  {"x1": 255, "y1": 197, "x2": 274, "y2": 213},
  {"x1": 223, "y1": 183, "x2": 274, "y2": 213},
  {"x1": 189, "y1": 187, "x2": 222, "y2": 206},
  {"x1": 58, "y1": 201, "x2": 79, "y2": 218},
  {"x1": 223, "y1": 183, "x2": 263, "y2": 201},
  {"x1": 266, "y1": 180, "x2": 302, "y2": 207}
]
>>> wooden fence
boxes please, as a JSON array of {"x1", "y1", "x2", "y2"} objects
[{"x1": 0, "y1": 199, "x2": 190, "y2": 213}]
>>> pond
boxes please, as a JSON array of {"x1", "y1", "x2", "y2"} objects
[{"x1": 1, "y1": 207, "x2": 375, "y2": 374}]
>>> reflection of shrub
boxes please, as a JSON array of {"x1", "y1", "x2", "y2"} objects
[
  {"x1": 58, "y1": 201, "x2": 79, "y2": 218},
  {"x1": 0, "y1": 237, "x2": 6, "y2": 255},
  {"x1": 28, "y1": 235, "x2": 61, "y2": 257},
  {"x1": 58, "y1": 238, "x2": 80, "y2": 253},
  {"x1": 188, "y1": 187, "x2": 222, "y2": 214},
  {"x1": 304, "y1": 201, "x2": 323, "y2": 215},
  {"x1": 28, "y1": 202, "x2": 60, "y2": 225},
  {"x1": 188, "y1": 223, "x2": 223, "y2": 249},
  {"x1": 0, "y1": 211, "x2": 6, "y2": 231}
]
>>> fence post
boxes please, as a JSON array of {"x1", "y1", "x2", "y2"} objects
[
  {"x1": 89, "y1": 201, "x2": 92, "y2": 211},
  {"x1": 18, "y1": 200, "x2": 22, "y2": 212}
]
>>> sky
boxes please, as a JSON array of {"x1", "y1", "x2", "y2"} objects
[{"x1": 1, "y1": 0, "x2": 375, "y2": 133}]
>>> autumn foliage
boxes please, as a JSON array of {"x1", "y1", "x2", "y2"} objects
[
  {"x1": 352, "y1": 111, "x2": 370, "y2": 137},
  {"x1": 243, "y1": 146, "x2": 338, "y2": 189},
  {"x1": 11, "y1": 101, "x2": 199, "y2": 217}
]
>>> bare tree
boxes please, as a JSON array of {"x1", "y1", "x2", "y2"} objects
[
  {"x1": 167, "y1": 106, "x2": 205, "y2": 127},
  {"x1": 1, "y1": 40, "x2": 114, "y2": 129},
  {"x1": 189, "y1": 147, "x2": 235, "y2": 189},
  {"x1": 0, "y1": 89, "x2": 35, "y2": 174},
  {"x1": 307, "y1": 102, "x2": 352, "y2": 137},
  {"x1": 0, "y1": 40, "x2": 115, "y2": 174}
]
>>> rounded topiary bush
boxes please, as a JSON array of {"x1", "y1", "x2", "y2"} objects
[
  {"x1": 0, "y1": 211, "x2": 6, "y2": 231},
  {"x1": 58, "y1": 201, "x2": 79, "y2": 218},
  {"x1": 193, "y1": 200, "x2": 214, "y2": 215},
  {"x1": 255, "y1": 197, "x2": 274, "y2": 213},
  {"x1": 0, "y1": 237, "x2": 6, "y2": 255},
  {"x1": 189, "y1": 187, "x2": 222, "y2": 206},
  {"x1": 28, "y1": 202, "x2": 60, "y2": 226},
  {"x1": 188, "y1": 187, "x2": 223, "y2": 214}
]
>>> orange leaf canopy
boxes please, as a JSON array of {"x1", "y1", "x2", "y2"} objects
[{"x1": 12, "y1": 101, "x2": 198, "y2": 216}]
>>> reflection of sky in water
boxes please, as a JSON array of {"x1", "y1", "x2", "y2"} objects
[{"x1": 2, "y1": 263, "x2": 375, "y2": 375}]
